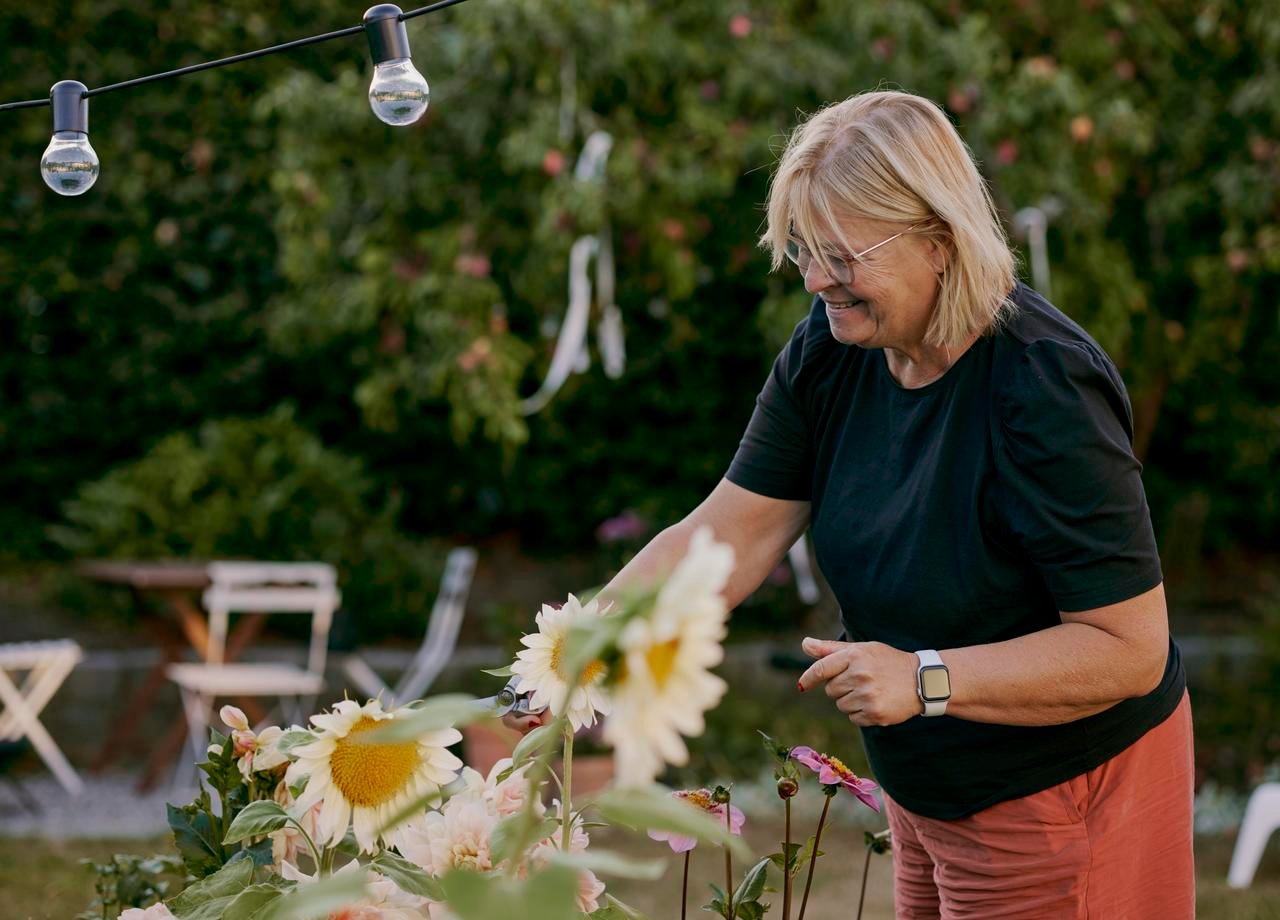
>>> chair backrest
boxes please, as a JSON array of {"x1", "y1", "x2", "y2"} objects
[
  {"x1": 203, "y1": 562, "x2": 340, "y2": 676},
  {"x1": 393, "y1": 546, "x2": 477, "y2": 703}
]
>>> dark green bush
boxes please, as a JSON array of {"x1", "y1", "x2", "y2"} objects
[{"x1": 49, "y1": 407, "x2": 445, "y2": 641}]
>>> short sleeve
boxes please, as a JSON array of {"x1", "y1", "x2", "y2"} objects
[
  {"x1": 725, "y1": 320, "x2": 814, "y2": 501},
  {"x1": 995, "y1": 339, "x2": 1162, "y2": 612}
]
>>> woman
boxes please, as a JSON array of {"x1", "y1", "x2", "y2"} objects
[{"x1": 510, "y1": 90, "x2": 1193, "y2": 918}]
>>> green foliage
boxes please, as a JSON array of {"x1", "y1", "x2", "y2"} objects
[
  {"x1": 2, "y1": 0, "x2": 1278, "y2": 569},
  {"x1": 76, "y1": 853, "x2": 186, "y2": 920},
  {"x1": 1192, "y1": 598, "x2": 1280, "y2": 789},
  {"x1": 49, "y1": 408, "x2": 446, "y2": 640}
]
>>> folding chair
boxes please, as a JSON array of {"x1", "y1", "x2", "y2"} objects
[
  {"x1": 343, "y1": 546, "x2": 477, "y2": 707},
  {"x1": 1229, "y1": 781, "x2": 1280, "y2": 887},
  {"x1": 0, "y1": 639, "x2": 84, "y2": 795},
  {"x1": 167, "y1": 562, "x2": 339, "y2": 774}
]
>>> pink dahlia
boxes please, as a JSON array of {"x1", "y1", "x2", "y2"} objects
[
  {"x1": 789, "y1": 746, "x2": 881, "y2": 812},
  {"x1": 647, "y1": 788, "x2": 745, "y2": 853}
]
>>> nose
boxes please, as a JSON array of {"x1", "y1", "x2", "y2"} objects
[{"x1": 802, "y1": 257, "x2": 840, "y2": 294}]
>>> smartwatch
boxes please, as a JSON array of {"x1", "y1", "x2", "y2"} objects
[{"x1": 915, "y1": 649, "x2": 951, "y2": 717}]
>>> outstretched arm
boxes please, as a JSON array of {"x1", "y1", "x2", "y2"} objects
[{"x1": 796, "y1": 583, "x2": 1170, "y2": 727}]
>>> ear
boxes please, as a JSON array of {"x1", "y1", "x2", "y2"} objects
[{"x1": 925, "y1": 236, "x2": 949, "y2": 275}]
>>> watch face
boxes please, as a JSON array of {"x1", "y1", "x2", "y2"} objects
[{"x1": 920, "y1": 665, "x2": 951, "y2": 702}]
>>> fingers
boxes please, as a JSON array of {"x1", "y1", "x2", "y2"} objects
[
  {"x1": 801, "y1": 636, "x2": 849, "y2": 659},
  {"x1": 798, "y1": 652, "x2": 842, "y2": 693},
  {"x1": 501, "y1": 711, "x2": 547, "y2": 735}
]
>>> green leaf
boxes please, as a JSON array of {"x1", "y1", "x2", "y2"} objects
[
  {"x1": 730, "y1": 857, "x2": 770, "y2": 910},
  {"x1": 594, "y1": 786, "x2": 751, "y2": 862},
  {"x1": 224, "y1": 837, "x2": 273, "y2": 869},
  {"x1": 167, "y1": 802, "x2": 222, "y2": 879},
  {"x1": 511, "y1": 722, "x2": 558, "y2": 767},
  {"x1": 221, "y1": 879, "x2": 291, "y2": 920},
  {"x1": 369, "y1": 849, "x2": 446, "y2": 900},
  {"x1": 258, "y1": 871, "x2": 368, "y2": 920},
  {"x1": 480, "y1": 664, "x2": 515, "y2": 677},
  {"x1": 223, "y1": 800, "x2": 291, "y2": 845},
  {"x1": 168, "y1": 859, "x2": 254, "y2": 918},
  {"x1": 489, "y1": 811, "x2": 559, "y2": 866},
  {"x1": 547, "y1": 847, "x2": 667, "y2": 880},
  {"x1": 736, "y1": 901, "x2": 766, "y2": 920},
  {"x1": 363, "y1": 694, "x2": 486, "y2": 743},
  {"x1": 274, "y1": 729, "x2": 316, "y2": 756},
  {"x1": 441, "y1": 865, "x2": 581, "y2": 920},
  {"x1": 589, "y1": 894, "x2": 650, "y2": 919}
]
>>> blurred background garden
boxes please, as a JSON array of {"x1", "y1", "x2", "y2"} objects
[{"x1": 3, "y1": 0, "x2": 1280, "y2": 916}]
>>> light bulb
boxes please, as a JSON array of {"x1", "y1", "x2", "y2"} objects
[
  {"x1": 368, "y1": 58, "x2": 430, "y2": 126},
  {"x1": 41, "y1": 131, "x2": 99, "y2": 196},
  {"x1": 363, "y1": 5, "x2": 429, "y2": 127},
  {"x1": 41, "y1": 80, "x2": 99, "y2": 196}
]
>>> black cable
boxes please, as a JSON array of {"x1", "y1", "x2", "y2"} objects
[
  {"x1": 0, "y1": 0, "x2": 474, "y2": 112},
  {"x1": 400, "y1": 0, "x2": 474, "y2": 21},
  {"x1": 84, "y1": 24, "x2": 365, "y2": 99}
]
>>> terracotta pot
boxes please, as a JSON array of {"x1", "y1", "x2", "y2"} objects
[{"x1": 461, "y1": 719, "x2": 521, "y2": 776}]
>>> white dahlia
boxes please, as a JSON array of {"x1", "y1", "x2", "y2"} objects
[
  {"x1": 604, "y1": 525, "x2": 734, "y2": 786},
  {"x1": 510, "y1": 594, "x2": 612, "y2": 731},
  {"x1": 285, "y1": 699, "x2": 463, "y2": 854},
  {"x1": 396, "y1": 797, "x2": 500, "y2": 876}
]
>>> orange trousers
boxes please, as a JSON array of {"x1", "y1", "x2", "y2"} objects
[{"x1": 885, "y1": 691, "x2": 1194, "y2": 919}]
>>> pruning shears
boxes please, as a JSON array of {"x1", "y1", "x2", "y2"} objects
[{"x1": 475, "y1": 678, "x2": 548, "y2": 718}]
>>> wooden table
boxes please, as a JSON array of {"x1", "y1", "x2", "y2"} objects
[{"x1": 76, "y1": 561, "x2": 267, "y2": 789}]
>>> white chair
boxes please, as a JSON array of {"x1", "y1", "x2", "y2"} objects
[
  {"x1": 343, "y1": 546, "x2": 477, "y2": 706},
  {"x1": 1228, "y1": 781, "x2": 1280, "y2": 887},
  {"x1": 167, "y1": 562, "x2": 339, "y2": 772},
  {"x1": 0, "y1": 639, "x2": 84, "y2": 795}
]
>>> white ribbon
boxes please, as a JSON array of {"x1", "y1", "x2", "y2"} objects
[{"x1": 520, "y1": 129, "x2": 627, "y2": 413}]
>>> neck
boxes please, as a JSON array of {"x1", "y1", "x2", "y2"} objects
[{"x1": 883, "y1": 331, "x2": 979, "y2": 388}]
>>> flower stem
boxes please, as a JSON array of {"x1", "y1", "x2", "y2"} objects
[
  {"x1": 681, "y1": 851, "x2": 690, "y2": 920},
  {"x1": 319, "y1": 845, "x2": 336, "y2": 879},
  {"x1": 561, "y1": 724, "x2": 574, "y2": 852},
  {"x1": 782, "y1": 796, "x2": 793, "y2": 920},
  {"x1": 723, "y1": 793, "x2": 735, "y2": 920},
  {"x1": 856, "y1": 840, "x2": 873, "y2": 920},
  {"x1": 285, "y1": 814, "x2": 324, "y2": 875},
  {"x1": 796, "y1": 794, "x2": 831, "y2": 920}
]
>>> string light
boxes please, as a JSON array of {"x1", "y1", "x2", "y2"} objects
[
  {"x1": 40, "y1": 81, "x2": 98, "y2": 196},
  {"x1": 0, "y1": 0, "x2": 473, "y2": 196},
  {"x1": 364, "y1": 5, "x2": 431, "y2": 126}
]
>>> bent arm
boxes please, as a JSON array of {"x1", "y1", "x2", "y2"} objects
[
  {"x1": 939, "y1": 582, "x2": 1170, "y2": 726},
  {"x1": 598, "y1": 478, "x2": 810, "y2": 611}
]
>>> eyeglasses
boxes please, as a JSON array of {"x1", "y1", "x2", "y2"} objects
[{"x1": 784, "y1": 222, "x2": 924, "y2": 285}]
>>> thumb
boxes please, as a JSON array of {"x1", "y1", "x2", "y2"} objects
[{"x1": 802, "y1": 636, "x2": 848, "y2": 659}]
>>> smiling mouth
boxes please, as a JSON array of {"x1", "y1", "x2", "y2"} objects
[{"x1": 824, "y1": 299, "x2": 866, "y2": 310}]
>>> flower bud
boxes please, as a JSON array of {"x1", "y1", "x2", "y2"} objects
[{"x1": 776, "y1": 777, "x2": 799, "y2": 799}]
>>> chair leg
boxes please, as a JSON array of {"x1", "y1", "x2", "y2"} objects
[
  {"x1": 1228, "y1": 782, "x2": 1280, "y2": 888},
  {"x1": 172, "y1": 687, "x2": 211, "y2": 793},
  {"x1": 0, "y1": 669, "x2": 84, "y2": 796}
]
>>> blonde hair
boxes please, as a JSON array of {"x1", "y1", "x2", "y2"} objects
[{"x1": 762, "y1": 90, "x2": 1016, "y2": 347}]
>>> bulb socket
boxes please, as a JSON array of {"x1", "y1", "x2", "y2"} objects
[
  {"x1": 364, "y1": 4, "x2": 411, "y2": 65},
  {"x1": 50, "y1": 80, "x2": 89, "y2": 135}
]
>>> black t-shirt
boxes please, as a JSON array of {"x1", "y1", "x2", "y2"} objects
[{"x1": 726, "y1": 282, "x2": 1186, "y2": 819}]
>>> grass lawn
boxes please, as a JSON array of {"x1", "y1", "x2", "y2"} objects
[{"x1": 5, "y1": 831, "x2": 1278, "y2": 919}]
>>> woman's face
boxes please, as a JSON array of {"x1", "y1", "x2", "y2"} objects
[{"x1": 799, "y1": 217, "x2": 944, "y2": 352}]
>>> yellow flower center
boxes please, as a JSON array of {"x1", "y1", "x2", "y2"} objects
[
  {"x1": 826, "y1": 754, "x2": 854, "y2": 779},
  {"x1": 328, "y1": 716, "x2": 421, "y2": 807},
  {"x1": 550, "y1": 635, "x2": 605, "y2": 685},
  {"x1": 679, "y1": 789, "x2": 714, "y2": 810},
  {"x1": 646, "y1": 638, "x2": 681, "y2": 687}
]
